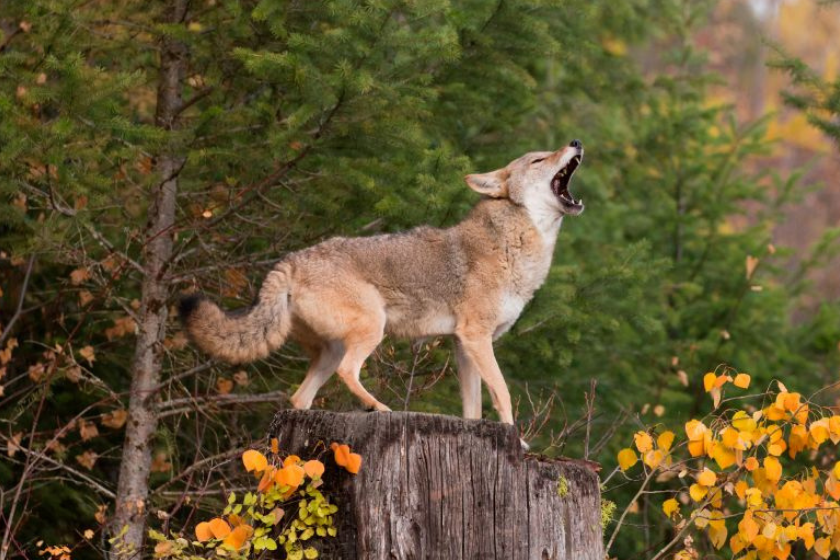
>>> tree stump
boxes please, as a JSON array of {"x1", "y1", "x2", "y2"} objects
[{"x1": 269, "y1": 410, "x2": 603, "y2": 560}]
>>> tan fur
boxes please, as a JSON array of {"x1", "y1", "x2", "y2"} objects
[{"x1": 181, "y1": 144, "x2": 585, "y2": 424}]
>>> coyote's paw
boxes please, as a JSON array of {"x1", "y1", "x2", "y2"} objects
[{"x1": 368, "y1": 402, "x2": 392, "y2": 413}]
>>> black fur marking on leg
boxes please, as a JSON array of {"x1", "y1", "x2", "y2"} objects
[{"x1": 178, "y1": 294, "x2": 207, "y2": 324}]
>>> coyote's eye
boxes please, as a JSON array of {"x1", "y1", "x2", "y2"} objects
[{"x1": 531, "y1": 157, "x2": 546, "y2": 164}]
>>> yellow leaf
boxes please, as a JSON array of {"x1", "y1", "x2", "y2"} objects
[
  {"x1": 797, "y1": 523, "x2": 815, "y2": 550},
  {"x1": 761, "y1": 521, "x2": 777, "y2": 539},
  {"x1": 733, "y1": 373, "x2": 751, "y2": 389},
  {"x1": 732, "y1": 411, "x2": 756, "y2": 432},
  {"x1": 685, "y1": 419, "x2": 707, "y2": 440},
  {"x1": 697, "y1": 468, "x2": 717, "y2": 487},
  {"x1": 810, "y1": 418, "x2": 830, "y2": 445},
  {"x1": 734, "y1": 480, "x2": 748, "y2": 500},
  {"x1": 763, "y1": 456, "x2": 782, "y2": 482},
  {"x1": 768, "y1": 440, "x2": 786, "y2": 456},
  {"x1": 834, "y1": 461, "x2": 840, "y2": 479},
  {"x1": 703, "y1": 372, "x2": 716, "y2": 392},
  {"x1": 643, "y1": 449, "x2": 664, "y2": 469},
  {"x1": 712, "y1": 445, "x2": 736, "y2": 470},
  {"x1": 687, "y1": 439, "x2": 705, "y2": 457},
  {"x1": 657, "y1": 431, "x2": 675, "y2": 451},
  {"x1": 634, "y1": 431, "x2": 653, "y2": 453},
  {"x1": 662, "y1": 498, "x2": 680, "y2": 519},
  {"x1": 617, "y1": 448, "x2": 637, "y2": 471},
  {"x1": 241, "y1": 449, "x2": 268, "y2": 473},
  {"x1": 709, "y1": 523, "x2": 727, "y2": 549},
  {"x1": 814, "y1": 537, "x2": 831, "y2": 559},
  {"x1": 689, "y1": 483, "x2": 708, "y2": 501},
  {"x1": 730, "y1": 533, "x2": 746, "y2": 554},
  {"x1": 739, "y1": 513, "x2": 759, "y2": 543}
]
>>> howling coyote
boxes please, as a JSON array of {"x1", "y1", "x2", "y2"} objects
[{"x1": 181, "y1": 140, "x2": 585, "y2": 427}]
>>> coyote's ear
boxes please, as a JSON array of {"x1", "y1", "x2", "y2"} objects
[{"x1": 464, "y1": 169, "x2": 509, "y2": 198}]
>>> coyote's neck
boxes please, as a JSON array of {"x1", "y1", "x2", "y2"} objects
[{"x1": 524, "y1": 203, "x2": 564, "y2": 242}]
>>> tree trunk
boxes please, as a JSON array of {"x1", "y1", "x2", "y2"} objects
[
  {"x1": 270, "y1": 410, "x2": 604, "y2": 560},
  {"x1": 111, "y1": 0, "x2": 187, "y2": 553}
]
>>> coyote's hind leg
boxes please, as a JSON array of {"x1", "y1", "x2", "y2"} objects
[
  {"x1": 289, "y1": 340, "x2": 344, "y2": 410},
  {"x1": 335, "y1": 319, "x2": 390, "y2": 412}
]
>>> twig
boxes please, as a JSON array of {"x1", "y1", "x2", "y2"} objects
[
  {"x1": 9, "y1": 439, "x2": 116, "y2": 499},
  {"x1": 0, "y1": 255, "x2": 35, "y2": 346},
  {"x1": 158, "y1": 390, "x2": 289, "y2": 418}
]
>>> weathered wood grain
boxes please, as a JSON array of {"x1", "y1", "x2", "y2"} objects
[{"x1": 269, "y1": 410, "x2": 603, "y2": 560}]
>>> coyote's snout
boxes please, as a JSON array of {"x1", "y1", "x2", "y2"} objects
[{"x1": 181, "y1": 140, "x2": 585, "y2": 426}]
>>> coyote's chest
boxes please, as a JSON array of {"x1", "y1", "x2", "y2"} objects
[{"x1": 493, "y1": 229, "x2": 556, "y2": 338}]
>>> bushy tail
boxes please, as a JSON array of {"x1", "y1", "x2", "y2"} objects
[{"x1": 179, "y1": 267, "x2": 292, "y2": 364}]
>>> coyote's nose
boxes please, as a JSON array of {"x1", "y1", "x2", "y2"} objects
[{"x1": 569, "y1": 139, "x2": 582, "y2": 149}]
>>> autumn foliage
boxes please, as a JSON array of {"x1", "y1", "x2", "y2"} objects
[
  {"x1": 150, "y1": 440, "x2": 362, "y2": 560},
  {"x1": 613, "y1": 370, "x2": 840, "y2": 559}
]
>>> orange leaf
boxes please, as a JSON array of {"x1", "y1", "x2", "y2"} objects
[
  {"x1": 703, "y1": 373, "x2": 716, "y2": 392},
  {"x1": 208, "y1": 517, "x2": 231, "y2": 539},
  {"x1": 257, "y1": 468, "x2": 275, "y2": 493},
  {"x1": 275, "y1": 464, "x2": 305, "y2": 488},
  {"x1": 194, "y1": 522, "x2": 213, "y2": 542},
  {"x1": 304, "y1": 460, "x2": 325, "y2": 479},
  {"x1": 242, "y1": 449, "x2": 268, "y2": 473},
  {"x1": 270, "y1": 438, "x2": 279, "y2": 454},
  {"x1": 345, "y1": 452, "x2": 362, "y2": 474},
  {"x1": 222, "y1": 524, "x2": 253, "y2": 550},
  {"x1": 283, "y1": 455, "x2": 301, "y2": 467},
  {"x1": 733, "y1": 373, "x2": 751, "y2": 389},
  {"x1": 332, "y1": 443, "x2": 350, "y2": 467},
  {"x1": 744, "y1": 457, "x2": 759, "y2": 471}
]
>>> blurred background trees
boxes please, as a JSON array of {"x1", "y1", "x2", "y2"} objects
[{"x1": 0, "y1": 0, "x2": 838, "y2": 558}]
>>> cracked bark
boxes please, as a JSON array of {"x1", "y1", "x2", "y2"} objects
[
  {"x1": 270, "y1": 411, "x2": 604, "y2": 560},
  {"x1": 110, "y1": 0, "x2": 188, "y2": 554}
]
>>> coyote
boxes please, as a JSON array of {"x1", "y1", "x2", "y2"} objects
[{"x1": 180, "y1": 140, "x2": 585, "y2": 426}]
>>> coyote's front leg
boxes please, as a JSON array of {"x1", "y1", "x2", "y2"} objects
[
  {"x1": 454, "y1": 333, "x2": 513, "y2": 425},
  {"x1": 455, "y1": 341, "x2": 483, "y2": 420}
]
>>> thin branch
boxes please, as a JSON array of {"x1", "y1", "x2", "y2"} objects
[
  {"x1": 11, "y1": 440, "x2": 116, "y2": 499},
  {"x1": 0, "y1": 255, "x2": 36, "y2": 346},
  {"x1": 158, "y1": 390, "x2": 289, "y2": 418}
]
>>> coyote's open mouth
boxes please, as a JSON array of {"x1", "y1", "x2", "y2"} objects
[{"x1": 551, "y1": 153, "x2": 583, "y2": 214}]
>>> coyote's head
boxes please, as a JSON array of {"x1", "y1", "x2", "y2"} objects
[{"x1": 465, "y1": 140, "x2": 585, "y2": 217}]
